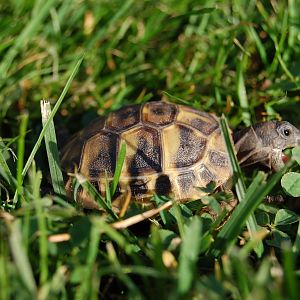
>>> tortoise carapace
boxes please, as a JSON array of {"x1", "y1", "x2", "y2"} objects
[{"x1": 61, "y1": 101, "x2": 300, "y2": 209}]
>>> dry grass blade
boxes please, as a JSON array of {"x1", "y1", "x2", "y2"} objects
[{"x1": 112, "y1": 200, "x2": 173, "y2": 229}]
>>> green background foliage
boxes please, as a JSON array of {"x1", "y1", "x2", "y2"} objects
[{"x1": 1, "y1": 0, "x2": 300, "y2": 299}]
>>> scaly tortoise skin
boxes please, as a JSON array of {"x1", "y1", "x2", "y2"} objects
[{"x1": 61, "y1": 101, "x2": 300, "y2": 210}]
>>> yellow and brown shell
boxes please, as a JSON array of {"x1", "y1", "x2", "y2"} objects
[{"x1": 61, "y1": 101, "x2": 232, "y2": 209}]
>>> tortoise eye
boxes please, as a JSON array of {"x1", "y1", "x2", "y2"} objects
[
  {"x1": 283, "y1": 129, "x2": 291, "y2": 136},
  {"x1": 279, "y1": 125, "x2": 292, "y2": 138},
  {"x1": 277, "y1": 122, "x2": 296, "y2": 139}
]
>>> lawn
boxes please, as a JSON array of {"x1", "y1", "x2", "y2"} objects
[{"x1": 1, "y1": 0, "x2": 300, "y2": 299}]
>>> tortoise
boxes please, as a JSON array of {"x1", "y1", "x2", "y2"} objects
[{"x1": 61, "y1": 101, "x2": 300, "y2": 210}]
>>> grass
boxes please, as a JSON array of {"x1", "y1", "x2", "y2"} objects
[{"x1": 1, "y1": 0, "x2": 300, "y2": 299}]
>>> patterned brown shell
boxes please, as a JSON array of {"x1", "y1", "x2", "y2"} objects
[{"x1": 61, "y1": 101, "x2": 232, "y2": 209}]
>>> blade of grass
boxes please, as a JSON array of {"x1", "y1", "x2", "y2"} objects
[
  {"x1": 76, "y1": 224, "x2": 101, "y2": 300},
  {"x1": 230, "y1": 254, "x2": 250, "y2": 297},
  {"x1": 150, "y1": 225, "x2": 165, "y2": 271},
  {"x1": 211, "y1": 169, "x2": 285, "y2": 257},
  {"x1": 0, "y1": 138, "x2": 13, "y2": 177},
  {"x1": 41, "y1": 100, "x2": 66, "y2": 196},
  {"x1": 246, "y1": 25, "x2": 268, "y2": 66},
  {"x1": 110, "y1": 142, "x2": 126, "y2": 197},
  {"x1": 16, "y1": 112, "x2": 28, "y2": 206},
  {"x1": 29, "y1": 162, "x2": 48, "y2": 284},
  {"x1": 105, "y1": 241, "x2": 141, "y2": 298},
  {"x1": 170, "y1": 202, "x2": 185, "y2": 238},
  {"x1": 219, "y1": 116, "x2": 263, "y2": 256},
  {"x1": 177, "y1": 216, "x2": 202, "y2": 295},
  {"x1": 288, "y1": 0, "x2": 298, "y2": 48},
  {"x1": 171, "y1": 7, "x2": 217, "y2": 19},
  {"x1": 0, "y1": 0, "x2": 58, "y2": 82},
  {"x1": 8, "y1": 220, "x2": 37, "y2": 296},
  {"x1": 236, "y1": 56, "x2": 251, "y2": 126},
  {"x1": 0, "y1": 237, "x2": 9, "y2": 300},
  {"x1": 92, "y1": 217, "x2": 138, "y2": 254},
  {"x1": 112, "y1": 200, "x2": 173, "y2": 229},
  {"x1": 213, "y1": 46, "x2": 230, "y2": 86},
  {"x1": 38, "y1": 266, "x2": 68, "y2": 300},
  {"x1": 283, "y1": 243, "x2": 298, "y2": 300},
  {"x1": 22, "y1": 55, "x2": 84, "y2": 179},
  {"x1": 12, "y1": 55, "x2": 84, "y2": 204},
  {"x1": 105, "y1": 170, "x2": 112, "y2": 209},
  {"x1": 0, "y1": 144, "x2": 18, "y2": 190},
  {"x1": 74, "y1": 173, "x2": 118, "y2": 221}
]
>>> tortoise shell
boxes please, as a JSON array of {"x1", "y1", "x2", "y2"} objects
[{"x1": 61, "y1": 101, "x2": 231, "y2": 209}]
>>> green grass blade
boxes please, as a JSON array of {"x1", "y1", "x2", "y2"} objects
[
  {"x1": 92, "y1": 217, "x2": 139, "y2": 255},
  {"x1": 105, "y1": 171, "x2": 112, "y2": 208},
  {"x1": 40, "y1": 100, "x2": 66, "y2": 196},
  {"x1": 76, "y1": 225, "x2": 101, "y2": 300},
  {"x1": 0, "y1": 138, "x2": 13, "y2": 177},
  {"x1": 110, "y1": 142, "x2": 126, "y2": 197},
  {"x1": 219, "y1": 116, "x2": 264, "y2": 256},
  {"x1": 13, "y1": 55, "x2": 83, "y2": 205},
  {"x1": 211, "y1": 170, "x2": 284, "y2": 257},
  {"x1": 16, "y1": 112, "x2": 28, "y2": 205},
  {"x1": 283, "y1": 244, "x2": 299, "y2": 300},
  {"x1": 150, "y1": 225, "x2": 165, "y2": 271},
  {"x1": 0, "y1": 0, "x2": 58, "y2": 82},
  {"x1": 8, "y1": 220, "x2": 37, "y2": 296},
  {"x1": 0, "y1": 139, "x2": 18, "y2": 198},
  {"x1": 170, "y1": 203, "x2": 185, "y2": 238},
  {"x1": 22, "y1": 55, "x2": 84, "y2": 179},
  {"x1": 177, "y1": 217, "x2": 202, "y2": 295},
  {"x1": 29, "y1": 162, "x2": 48, "y2": 284},
  {"x1": 220, "y1": 116, "x2": 246, "y2": 198},
  {"x1": 106, "y1": 241, "x2": 141, "y2": 297},
  {"x1": 247, "y1": 26, "x2": 268, "y2": 65},
  {"x1": 171, "y1": 7, "x2": 217, "y2": 19},
  {"x1": 230, "y1": 254, "x2": 250, "y2": 297},
  {"x1": 236, "y1": 56, "x2": 251, "y2": 126},
  {"x1": 74, "y1": 173, "x2": 118, "y2": 221},
  {"x1": 38, "y1": 266, "x2": 68, "y2": 300},
  {"x1": 0, "y1": 235, "x2": 9, "y2": 300}
]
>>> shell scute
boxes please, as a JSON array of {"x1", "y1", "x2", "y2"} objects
[
  {"x1": 106, "y1": 105, "x2": 140, "y2": 132},
  {"x1": 60, "y1": 135, "x2": 85, "y2": 173},
  {"x1": 142, "y1": 101, "x2": 177, "y2": 126},
  {"x1": 163, "y1": 124, "x2": 207, "y2": 170},
  {"x1": 176, "y1": 172, "x2": 196, "y2": 198},
  {"x1": 176, "y1": 108, "x2": 219, "y2": 136},
  {"x1": 209, "y1": 150, "x2": 229, "y2": 167},
  {"x1": 80, "y1": 131, "x2": 119, "y2": 179},
  {"x1": 122, "y1": 126, "x2": 162, "y2": 176},
  {"x1": 80, "y1": 117, "x2": 105, "y2": 139},
  {"x1": 197, "y1": 164, "x2": 216, "y2": 185}
]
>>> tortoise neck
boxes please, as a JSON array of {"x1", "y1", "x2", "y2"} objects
[{"x1": 232, "y1": 125, "x2": 270, "y2": 169}]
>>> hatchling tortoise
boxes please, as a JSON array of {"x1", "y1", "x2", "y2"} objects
[{"x1": 61, "y1": 101, "x2": 300, "y2": 210}]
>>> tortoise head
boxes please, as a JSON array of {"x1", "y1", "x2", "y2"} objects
[
  {"x1": 271, "y1": 121, "x2": 300, "y2": 149},
  {"x1": 233, "y1": 121, "x2": 300, "y2": 171}
]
